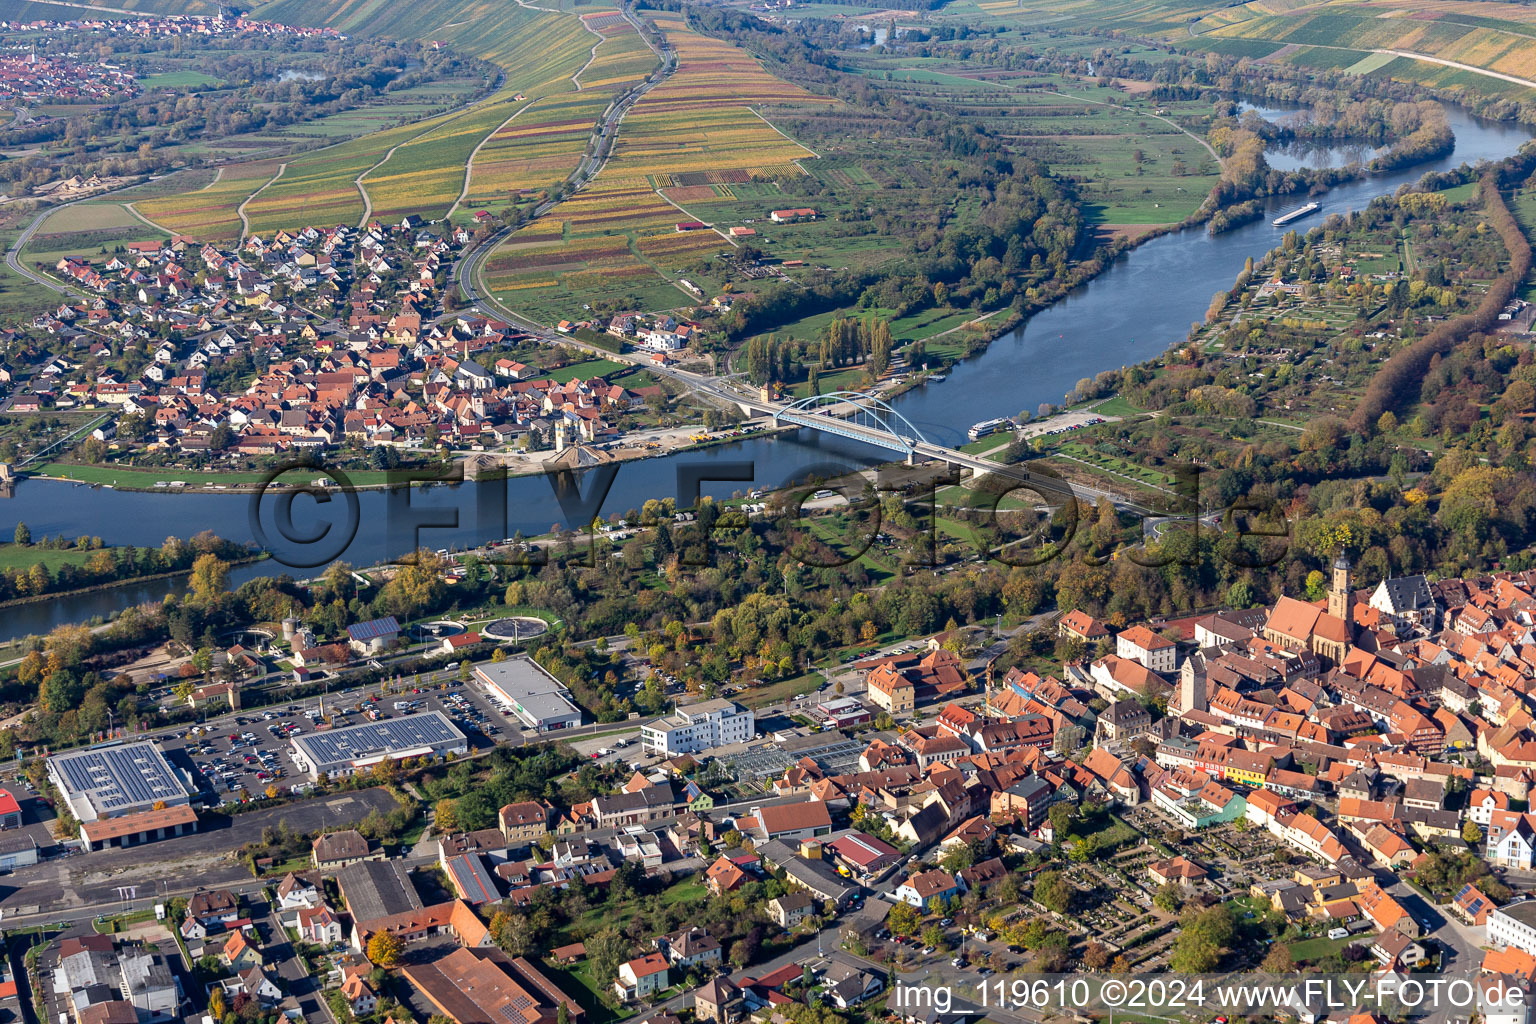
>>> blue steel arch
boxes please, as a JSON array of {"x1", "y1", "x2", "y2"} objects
[{"x1": 772, "y1": 390, "x2": 928, "y2": 456}]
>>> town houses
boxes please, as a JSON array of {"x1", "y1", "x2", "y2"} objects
[
  {"x1": 0, "y1": 12, "x2": 345, "y2": 45},
  {"x1": 12, "y1": 219, "x2": 663, "y2": 465},
  {"x1": 0, "y1": 51, "x2": 137, "y2": 104},
  {"x1": 17, "y1": 559, "x2": 1536, "y2": 1017}
]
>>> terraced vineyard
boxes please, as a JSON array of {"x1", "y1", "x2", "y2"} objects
[
  {"x1": 460, "y1": 11, "x2": 660, "y2": 214},
  {"x1": 483, "y1": 10, "x2": 832, "y2": 323},
  {"x1": 136, "y1": 161, "x2": 284, "y2": 242},
  {"x1": 961, "y1": 0, "x2": 1536, "y2": 103},
  {"x1": 462, "y1": 90, "x2": 612, "y2": 210},
  {"x1": 614, "y1": 12, "x2": 823, "y2": 179},
  {"x1": 575, "y1": 15, "x2": 659, "y2": 91},
  {"x1": 131, "y1": 0, "x2": 638, "y2": 237}
]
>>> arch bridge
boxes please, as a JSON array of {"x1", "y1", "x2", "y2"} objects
[{"x1": 771, "y1": 391, "x2": 928, "y2": 457}]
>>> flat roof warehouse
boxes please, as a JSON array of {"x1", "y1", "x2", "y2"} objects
[
  {"x1": 47, "y1": 741, "x2": 191, "y2": 822},
  {"x1": 475, "y1": 656, "x2": 582, "y2": 733},
  {"x1": 291, "y1": 711, "x2": 468, "y2": 778}
]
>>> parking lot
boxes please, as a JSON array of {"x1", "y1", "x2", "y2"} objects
[{"x1": 140, "y1": 669, "x2": 518, "y2": 803}]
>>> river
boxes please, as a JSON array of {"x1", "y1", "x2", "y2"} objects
[{"x1": 0, "y1": 104, "x2": 1529, "y2": 638}]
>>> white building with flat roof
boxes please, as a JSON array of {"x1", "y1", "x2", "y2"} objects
[
  {"x1": 290, "y1": 711, "x2": 468, "y2": 779},
  {"x1": 475, "y1": 656, "x2": 583, "y2": 733},
  {"x1": 47, "y1": 741, "x2": 191, "y2": 823},
  {"x1": 641, "y1": 699, "x2": 754, "y2": 756},
  {"x1": 1490, "y1": 899, "x2": 1536, "y2": 956}
]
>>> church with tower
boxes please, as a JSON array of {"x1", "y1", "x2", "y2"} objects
[{"x1": 1260, "y1": 551, "x2": 1356, "y2": 663}]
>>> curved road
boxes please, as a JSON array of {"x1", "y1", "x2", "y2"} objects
[
  {"x1": 6, "y1": 202, "x2": 83, "y2": 298},
  {"x1": 452, "y1": 3, "x2": 674, "y2": 322}
]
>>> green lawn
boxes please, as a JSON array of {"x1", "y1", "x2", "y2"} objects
[
  {"x1": 0, "y1": 543, "x2": 101, "y2": 572},
  {"x1": 544, "y1": 961, "x2": 637, "y2": 1024},
  {"x1": 741, "y1": 670, "x2": 827, "y2": 708},
  {"x1": 572, "y1": 875, "x2": 708, "y2": 935},
  {"x1": 1092, "y1": 395, "x2": 1147, "y2": 419},
  {"x1": 1289, "y1": 933, "x2": 1362, "y2": 961},
  {"x1": 141, "y1": 70, "x2": 222, "y2": 88},
  {"x1": 539, "y1": 359, "x2": 630, "y2": 383}
]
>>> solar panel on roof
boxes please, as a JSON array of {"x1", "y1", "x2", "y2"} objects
[
  {"x1": 293, "y1": 711, "x2": 465, "y2": 769},
  {"x1": 53, "y1": 742, "x2": 186, "y2": 814}
]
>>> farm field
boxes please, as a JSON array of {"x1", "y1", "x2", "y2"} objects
[
  {"x1": 958, "y1": 0, "x2": 1536, "y2": 103},
  {"x1": 848, "y1": 66, "x2": 1222, "y2": 225},
  {"x1": 269, "y1": 77, "x2": 489, "y2": 143},
  {"x1": 19, "y1": 210, "x2": 166, "y2": 271},
  {"x1": 139, "y1": 70, "x2": 222, "y2": 89},
  {"x1": 485, "y1": 10, "x2": 832, "y2": 323},
  {"x1": 136, "y1": 161, "x2": 285, "y2": 241},
  {"x1": 32, "y1": 203, "x2": 146, "y2": 235},
  {"x1": 120, "y1": 0, "x2": 627, "y2": 238}
]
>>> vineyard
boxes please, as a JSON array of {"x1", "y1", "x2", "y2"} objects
[
  {"x1": 575, "y1": 18, "x2": 658, "y2": 92},
  {"x1": 484, "y1": 9, "x2": 830, "y2": 323},
  {"x1": 128, "y1": 0, "x2": 639, "y2": 238},
  {"x1": 136, "y1": 160, "x2": 284, "y2": 242},
  {"x1": 357, "y1": 10, "x2": 601, "y2": 224},
  {"x1": 611, "y1": 12, "x2": 824, "y2": 179},
  {"x1": 971, "y1": 0, "x2": 1536, "y2": 100},
  {"x1": 461, "y1": 15, "x2": 665, "y2": 215}
]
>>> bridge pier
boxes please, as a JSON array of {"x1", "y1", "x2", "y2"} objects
[{"x1": 958, "y1": 462, "x2": 990, "y2": 485}]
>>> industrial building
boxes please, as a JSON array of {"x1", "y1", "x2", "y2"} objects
[
  {"x1": 47, "y1": 741, "x2": 191, "y2": 823},
  {"x1": 475, "y1": 657, "x2": 582, "y2": 733},
  {"x1": 289, "y1": 711, "x2": 468, "y2": 779}
]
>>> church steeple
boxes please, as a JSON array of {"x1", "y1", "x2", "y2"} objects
[{"x1": 1328, "y1": 551, "x2": 1353, "y2": 623}]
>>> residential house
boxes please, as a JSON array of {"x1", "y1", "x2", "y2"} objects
[
  {"x1": 614, "y1": 954, "x2": 670, "y2": 1001},
  {"x1": 1116, "y1": 625, "x2": 1177, "y2": 673},
  {"x1": 656, "y1": 928, "x2": 721, "y2": 970},
  {"x1": 313, "y1": 829, "x2": 380, "y2": 869},
  {"x1": 188, "y1": 889, "x2": 239, "y2": 929},
  {"x1": 222, "y1": 930, "x2": 263, "y2": 972},
  {"x1": 767, "y1": 892, "x2": 814, "y2": 929},
  {"x1": 895, "y1": 869, "x2": 963, "y2": 912},
  {"x1": 693, "y1": 977, "x2": 743, "y2": 1024}
]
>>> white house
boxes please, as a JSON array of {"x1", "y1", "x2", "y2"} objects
[
  {"x1": 641, "y1": 699, "x2": 754, "y2": 755},
  {"x1": 298, "y1": 904, "x2": 344, "y2": 946},
  {"x1": 226, "y1": 967, "x2": 283, "y2": 1006},
  {"x1": 340, "y1": 974, "x2": 379, "y2": 1015},
  {"x1": 276, "y1": 873, "x2": 322, "y2": 913},
  {"x1": 640, "y1": 327, "x2": 684, "y2": 351},
  {"x1": 1115, "y1": 625, "x2": 1176, "y2": 673},
  {"x1": 1368, "y1": 575, "x2": 1436, "y2": 631},
  {"x1": 1489, "y1": 900, "x2": 1536, "y2": 956},
  {"x1": 1468, "y1": 789, "x2": 1510, "y2": 827}
]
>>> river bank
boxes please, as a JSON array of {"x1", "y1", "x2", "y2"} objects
[
  {"x1": 0, "y1": 102, "x2": 1528, "y2": 638},
  {"x1": 0, "y1": 551, "x2": 268, "y2": 612},
  {"x1": 26, "y1": 421, "x2": 802, "y2": 494}
]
